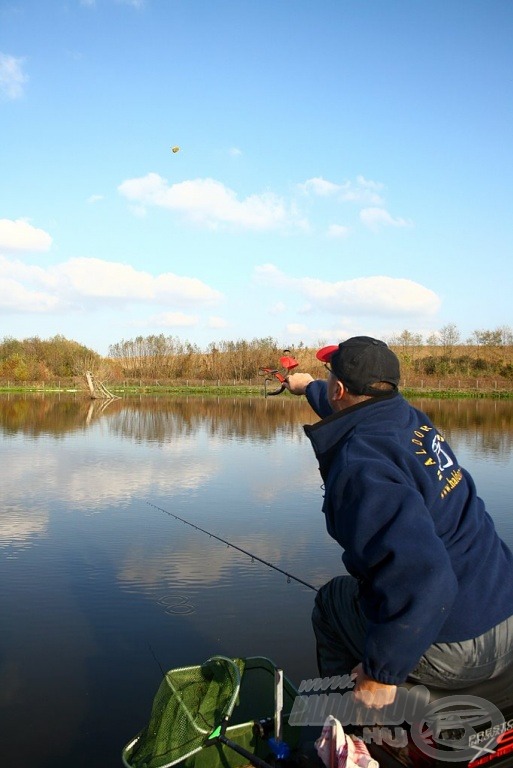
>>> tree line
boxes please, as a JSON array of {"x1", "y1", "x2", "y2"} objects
[
  {"x1": 1, "y1": 324, "x2": 513, "y2": 385},
  {"x1": 0, "y1": 335, "x2": 101, "y2": 382}
]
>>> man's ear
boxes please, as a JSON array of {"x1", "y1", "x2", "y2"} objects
[{"x1": 332, "y1": 379, "x2": 345, "y2": 401}]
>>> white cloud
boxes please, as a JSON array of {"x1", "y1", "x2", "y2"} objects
[
  {"x1": 327, "y1": 224, "x2": 350, "y2": 239},
  {"x1": 146, "y1": 311, "x2": 199, "y2": 327},
  {"x1": 296, "y1": 175, "x2": 413, "y2": 237},
  {"x1": 299, "y1": 177, "x2": 341, "y2": 197},
  {"x1": 286, "y1": 323, "x2": 308, "y2": 334},
  {"x1": 350, "y1": 175, "x2": 385, "y2": 200},
  {"x1": 118, "y1": 173, "x2": 410, "y2": 237},
  {"x1": 56, "y1": 258, "x2": 222, "y2": 303},
  {"x1": 0, "y1": 274, "x2": 60, "y2": 313},
  {"x1": 360, "y1": 207, "x2": 413, "y2": 231},
  {"x1": 268, "y1": 301, "x2": 286, "y2": 315},
  {"x1": 0, "y1": 219, "x2": 52, "y2": 252},
  {"x1": 86, "y1": 194, "x2": 103, "y2": 204},
  {"x1": 0, "y1": 255, "x2": 52, "y2": 283},
  {"x1": 0, "y1": 256, "x2": 60, "y2": 312},
  {"x1": 118, "y1": 173, "x2": 301, "y2": 231},
  {"x1": 208, "y1": 316, "x2": 228, "y2": 328},
  {"x1": 0, "y1": 53, "x2": 28, "y2": 100},
  {"x1": 254, "y1": 264, "x2": 440, "y2": 316},
  {"x1": 299, "y1": 175, "x2": 385, "y2": 206},
  {"x1": 228, "y1": 147, "x2": 242, "y2": 157},
  {"x1": 0, "y1": 255, "x2": 222, "y2": 314}
]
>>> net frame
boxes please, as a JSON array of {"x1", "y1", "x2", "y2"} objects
[
  {"x1": 122, "y1": 656, "x2": 302, "y2": 768},
  {"x1": 122, "y1": 655, "x2": 243, "y2": 768}
]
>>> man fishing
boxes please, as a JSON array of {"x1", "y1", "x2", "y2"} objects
[{"x1": 284, "y1": 336, "x2": 513, "y2": 708}]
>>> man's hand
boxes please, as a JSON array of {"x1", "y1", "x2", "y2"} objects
[
  {"x1": 284, "y1": 372, "x2": 314, "y2": 396},
  {"x1": 351, "y1": 663, "x2": 397, "y2": 708}
]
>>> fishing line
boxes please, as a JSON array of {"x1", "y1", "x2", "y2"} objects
[
  {"x1": 147, "y1": 641, "x2": 166, "y2": 678},
  {"x1": 147, "y1": 501, "x2": 319, "y2": 592}
]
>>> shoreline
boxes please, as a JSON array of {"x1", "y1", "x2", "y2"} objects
[{"x1": 1, "y1": 384, "x2": 513, "y2": 399}]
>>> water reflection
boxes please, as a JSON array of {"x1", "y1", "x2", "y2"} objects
[
  {"x1": 2, "y1": 394, "x2": 512, "y2": 527},
  {"x1": 2, "y1": 394, "x2": 512, "y2": 544},
  {"x1": 2, "y1": 393, "x2": 513, "y2": 445},
  {"x1": 0, "y1": 504, "x2": 48, "y2": 552},
  {"x1": 415, "y1": 398, "x2": 513, "y2": 461}
]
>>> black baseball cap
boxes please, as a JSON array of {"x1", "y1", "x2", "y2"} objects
[{"x1": 316, "y1": 336, "x2": 400, "y2": 395}]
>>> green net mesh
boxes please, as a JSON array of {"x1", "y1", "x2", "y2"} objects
[
  {"x1": 123, "y1": 656, "x2": 244, "y2": 768},
  {"x1": 122, "y1": 656, "x2": 301, "y2": 768}
]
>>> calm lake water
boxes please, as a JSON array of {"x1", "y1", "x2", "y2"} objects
[{"x1": 2, "y1": 393, "x2": 513, "y2": 768}]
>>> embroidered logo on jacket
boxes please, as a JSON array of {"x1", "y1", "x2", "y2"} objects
[{"x1": 411, "y1": 425, "x2": 463, "y2": 497}]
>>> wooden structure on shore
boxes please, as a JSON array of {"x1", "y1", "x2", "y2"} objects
[{"x1": 84, "y1": 371, "x2": 119, "y2": 400}]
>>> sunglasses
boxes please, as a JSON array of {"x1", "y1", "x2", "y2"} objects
[{"x1": 324, "y1": 362, "x2": 335, "y2": 375}]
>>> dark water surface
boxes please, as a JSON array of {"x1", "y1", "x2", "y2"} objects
[{"x1": 1, "y1": 393, "x2": 513, "y2": 767}]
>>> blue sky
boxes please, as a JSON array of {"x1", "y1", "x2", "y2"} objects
[{"x1": 1, "y1": 0, "x2": 512, "y2": 356}]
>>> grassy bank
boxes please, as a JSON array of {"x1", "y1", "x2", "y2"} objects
[{"x1": 2, "y1": 381, "x2": 513, "y2": 399}]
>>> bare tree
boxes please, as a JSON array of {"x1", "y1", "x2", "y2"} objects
[
  {"x1": 469, "y1": 329, "x2": 503, "y2": 347},
  {"x1": 439, "y1": 323, "x2": 460, "y2": 356},
  {"x1": 497, "y1": 325, "x2": 513, "y2": 345}
]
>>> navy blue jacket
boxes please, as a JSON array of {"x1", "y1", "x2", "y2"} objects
[{"x1": 304, "y1": 381, "x2": 513, "y2": 685}]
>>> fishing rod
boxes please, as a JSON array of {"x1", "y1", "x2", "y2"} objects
[{"x1": 147, "y1": 501, "x2": 319, "y2": 592}]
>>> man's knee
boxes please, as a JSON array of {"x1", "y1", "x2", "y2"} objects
[
  {"x1": 315, "y1": 575, "x2": 359, "y2": 613},
  {"x1": 312, "y1": 575, "x2": 362, "y2": 634}
]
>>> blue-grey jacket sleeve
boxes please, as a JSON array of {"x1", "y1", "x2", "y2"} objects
[{"x1": 305, "y1": 380, "x2": 333, "y2": 418}]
